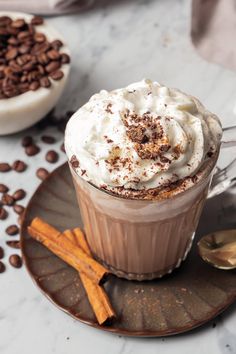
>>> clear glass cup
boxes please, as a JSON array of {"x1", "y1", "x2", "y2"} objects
[{"x1": 68, "y1": 126, "x2": 236, "y2": 281}]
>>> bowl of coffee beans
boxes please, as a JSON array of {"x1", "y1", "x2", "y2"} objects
[{"x1": 0, "y1": 12, "x2": 71, "y2": 135}]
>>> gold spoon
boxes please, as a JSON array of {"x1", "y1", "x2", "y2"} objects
[{"x1": 198, "y1": 229, "x2": 236, "y2": 269}]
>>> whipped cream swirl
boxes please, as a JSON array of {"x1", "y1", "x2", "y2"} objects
[{"x1": 65, "y1": 79, "x2": 222, "y2": 191}]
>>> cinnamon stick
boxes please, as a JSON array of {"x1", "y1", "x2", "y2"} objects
[
  {"x1": 64, "y1": 229, "x2": 116, "y2": 325},
  {"x1": 28, "y1": 217, "x2": 109, "y2": 285}
]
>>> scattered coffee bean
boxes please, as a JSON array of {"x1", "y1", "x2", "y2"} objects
[
  {"x1": 9, "y1": 254, "x2": 22, "y2": 268},
  {"x1": 0, "y1": 207, "x2": 8, "y2": 220},
  {"x1": 31, "y1": 16, "x2": 44, "y2": 26},
  {"x1": 22, "y1": 136, "x2": 33, "y2": 147},
  {"x1": 1, "y1": 194, "x2": 15, "y2": 206},
  {"x1": 60, "y1": 143, "x2": 65, "y2": 153},
  {"x1": 0, "y1": 261, "x2": 5, "y2": 273},
  {"x1": 25, "y1": 144, "x2": 40, "y2": 156},
  {"x1": 6, "y1": 225, "x2": 19, "y2": 236},
  {"x1": 12, "y1": 160, "x2": 27, "y2": 172},
  {"x1": 36, "y1": 167, "x2": 49, "y2": 180},
  {"x1": 0, "y1": 163, "x2": 11, "y2": 172},
  {"x1": 0, "y1": 246, "x2": 4, "y2": 259},
  {"x1": 13, "y1": 189, "x2": 26, "y2": 201},
  {"x1": 13, "y1": 204, "x2": 25, "y2": 215},
  {"x1": 46, "y1": 150, "x2": 59, "y2": 163},
  {"x1": 41, "y1": 135, "x2": 56, "y2": 144},
  {"x1": 49, "y1": 70, "x2": 64, "y2": 80},
  {"x1": 6, "y1": 240, "x2": 20, "y2": 249},
  {"x1": 0, "y1": 184, "x2": 9, "y2": 193}
]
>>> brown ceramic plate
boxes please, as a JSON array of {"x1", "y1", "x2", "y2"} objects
[{"x1": 21, "y1": 163, "x2": 236, "y2": 337}]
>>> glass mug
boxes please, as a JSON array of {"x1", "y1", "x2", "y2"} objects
[{"x1": 68, "y1": 126, "x2": 236, "y2": 281}]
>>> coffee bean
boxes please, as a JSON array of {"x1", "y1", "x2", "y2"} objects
[
  {"x1": 18, "y1": 44, "x2": 30, "y2": 54},
  {"x1": 6, "y1": 240, "x2": 20, "y2": 249},
  {"x1": 31, "y1": 16, "x2": 44, "y2": 26},
  {"x1": 0, "y1": 207, "x2": 8, "y2": 220},
  {"x1": 46, "y1": 150, "x2": 59, "y2": 163},
  {"x1": 0, "y1": 163, "x2": 11, "y2": 172},
  {"x1": 13, "y1": 204, "x2": 25, "y2": 215},
  {"x1": 12, "y1": 160, "x2": 27, "y2": 172},
  {"x1": 25, "y1": 144, "x2": 40, "y2": 156},
  {"x1": 60, "y1": 143, "x2": 65, "y2": 153},
  {"x1": 45, "y1": 61, "x2": 60, "y2": 73},
  {"x1": 32, "y1": 42, "x2": 50, "y2": 55},
  {"x1": 49, "y1": 70, "x2": 64, "y2": 80},
  {"x1": 21, "y1": 136, "x2": 33, "y2": 147},
  {"x1": 0, "y1": 261, "x2": 5, "y2": 273},
  {"x1": 34, "y1": 32, "x2": 46, "y2": 43},
  {"x1": 60, "y1": 53, "x2": 70, "y2": 64},
  {"x1": 17, "y1": 30, "x2": 31, "y2": 41},
  {"x1": 41, "y1": 135, "x2": 56, "y2": 144},
  {"x1": 6, "y1": 48, "x2": 18, "y2": 61},
  {"x1": 37, "y1": 53, "x2": 49, "y2": 65},
  {"x1": 36, "y1": 167, "x2": 49, "y2": 181},
  {"x1": 40, "y1": 76, "x2": 51, "y2": 88},
  {"x1": 47, "y1": 49, "x2": 61, "y2": 60},
  {"x1": 29, "y1": 81, "x2": 40, "y2": 91},
  {"x1": 9, "y1": 254, "x2": 22, "y2": 268},
  {"x1": 0, "y1": 16, "x2": 12, "y2": 27},
  {"x1": 12, "y1": 189, "x2": 26, "y2": 201},
  {"x1": 0, "y1": 16, "x2": 69, "y2": 100},
  {"x1": 37, "y1": 64, "x2": 45, "y2": 75},
  {"x1": 11, "y1": 19, "x2": 25, "y2": 28},
  {"x1": 0, "y1": 246, "x2": 4, "y2": 259},
  {"x1": 0, "y1": 184, "x2": 9, "y2": 193},
  {"x1": 6, "y1": 225, "x2": 19, "y2": 236},
  {"x1": 1, "y1": 194, "x2": 14, "y2": 206},
  {"x1": 51, "y1": 39, "x2": 63, "y2": 50}
]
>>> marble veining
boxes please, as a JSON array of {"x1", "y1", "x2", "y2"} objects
[{"x1": 0, "y1": 0, "x2": 236, "y2": 353}]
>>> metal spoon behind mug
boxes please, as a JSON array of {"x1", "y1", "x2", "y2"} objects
[{"x1": 198, "y1": 229, "x2": 236, "y2": 269}]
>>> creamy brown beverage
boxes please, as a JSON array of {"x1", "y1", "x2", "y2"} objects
[{"x1": 65, "y1": 79, "x2": 222, "y2": 280}]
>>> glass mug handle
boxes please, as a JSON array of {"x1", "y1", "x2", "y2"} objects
[{"x1": 208, "y1": 125, "x2": 236, "y2": 198}]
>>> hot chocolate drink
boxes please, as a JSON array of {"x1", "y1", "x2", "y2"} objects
[{"x1": 65, "y1": 79, "x2": 222, "y2": 280}]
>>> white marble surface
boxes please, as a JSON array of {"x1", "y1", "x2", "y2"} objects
[{"x1": 0, "y1": 1, "x2": 236, "y2": 353}]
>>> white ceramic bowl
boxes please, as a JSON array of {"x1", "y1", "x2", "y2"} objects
[{"x1": 0, "y1": 12, "x2": 71, "y2": 135}]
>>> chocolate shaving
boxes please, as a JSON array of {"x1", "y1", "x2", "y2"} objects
[
  {"x1": 105, "y1": 103, "x2": 113, "y2": 114},
  {"x1": 70, "y1": 155, "x2": 79, "y2": 169},
  {"x1": 126, "y1": 126, "x2": 149, "y2": 144},
  {"x1": 172, "y1": 144, "x2": 182, "y2": 160}
]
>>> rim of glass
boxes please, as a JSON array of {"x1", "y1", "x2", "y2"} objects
[{"x1": 69, "y1": 150, "x2": 219, "y2": 203}]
